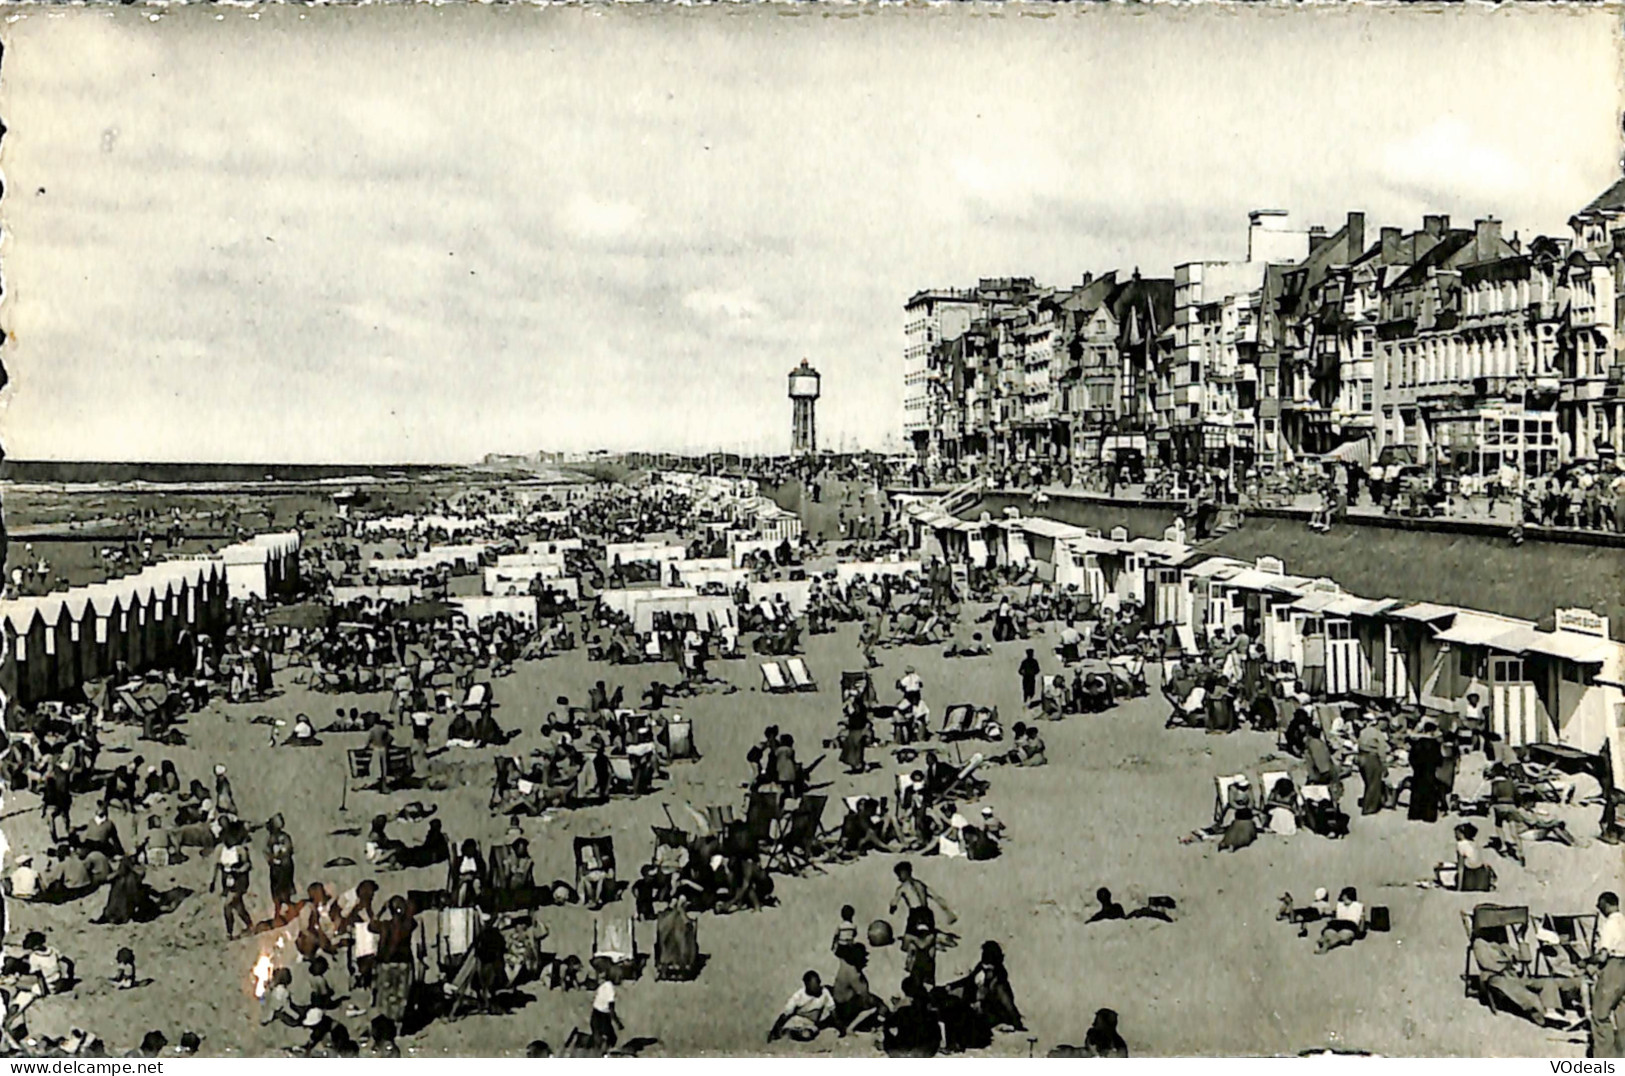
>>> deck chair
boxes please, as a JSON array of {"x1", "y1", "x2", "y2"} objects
[
  {"x1": 842, "y1": 671, "x2": 877, "y2": 705},
  {"x1": 785, "y1": 657, "x2": 817, "y2": 692},
  {"x1": 1260, "y1": 770, "x2": 1297, "y2": 809},
  {"x1": 437, "y1": 905, "x2": 485, "y2": 977},
  {"x1": 462, "y1": 683, "x2": 493, "y2": 710},
  {"x1": 347, "y1": 747, "x2": 377, "y2": 787},
  {"x1": 607, "y1": 755, "x2": 636, "y2": 794},
  {"x1": 741, "y1": 791, "x2": 782, "y2": 855},
  {"x1": 765, "y1": 795, "x2": 828, "y2": 873},
  {"x1": 574, "y1": 836, "x2": 617, "y2": 905},
  {"x1": 940, "y1": 704, "x2": 975, "y2": 738},
  {"x1": 760, "y1": 661, "x2": 792, "y2": 694},
  {"x1": 1461, "y1": 904, "x2": 1532, "y2": 1009},
  {"x1": 383, "y1": 745, "x2": 415, "y2": 789},
  {"x1": 592, "y1": 915, "x2": 642, "y2": 978},
  {"x1": 1537, "y1": 913, "x2": 1598, "y2": 975},
  {"x1": 666, "y1": 718, "x2": 698, "y2": 761},
  {"x1": 1213, "y1": 774, "x2": 1248, "y2": 826}
]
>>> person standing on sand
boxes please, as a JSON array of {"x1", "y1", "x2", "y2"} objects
[{"x1": 1018, "y1": 649, "x2": 1041, "y2": 707}]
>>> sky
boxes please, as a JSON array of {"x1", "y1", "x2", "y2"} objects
[{"x1": 1, "y1": 3, "x2": 1620, "y2": 464}]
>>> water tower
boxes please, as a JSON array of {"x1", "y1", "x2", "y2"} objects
[{"x1": 788, "y1": 358, "x2": 821, "y2": 456}]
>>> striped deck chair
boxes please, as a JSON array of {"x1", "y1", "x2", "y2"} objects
[
  {"x1": 785, "y1": 657, "x2": 817, "y2": 692},
  {"x1": 760, "y1": 661, "x2": 792, "y2": 694}
]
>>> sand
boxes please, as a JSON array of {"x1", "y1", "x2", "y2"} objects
[{"x1": 5, "y1": 609, "x2": 1613, "y2": 1057}]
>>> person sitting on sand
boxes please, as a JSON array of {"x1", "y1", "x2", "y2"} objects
[
  {"x1": 1083, "y1": 1008, "x2": 1129, "y2": 1057},
  {"x1": 1087, "y1": 887, "x2": 1126, "y2": 923},
  {"x1": 831, "y1": 943, "x2": 887, "y2": 1033},
  {"x1": 1018, "y1": 726, "x2": 1047, "y2": 767},
  {"x1": 285, "y1": 714, "x2": 321, "y2": 747},
  {"x1": 768, "y1": 970, "x2": 838, "y2": 1043},
  {"x1": 1315, "y1": 887, "x2": 1365, "y2": 954},
  {"x1": 445, "y1": 711, "x2": 478, "y2": 749}
]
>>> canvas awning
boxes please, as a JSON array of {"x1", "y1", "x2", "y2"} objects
[
  {"x1": 1435, "y1": 613, "x2": 1535, "y2": 648},
  {"x1": 1388, "y1": 602, "x2": 1461, "y2": 624},
  {"x1": 1489, "y1": 626, "x2": 1618, "y2": 664},
  {"x1": 1324, "y1": 438, "x2": 1373, "y2": 469}
]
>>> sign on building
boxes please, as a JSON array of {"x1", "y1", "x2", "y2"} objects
[{"x1": 1556, "y1": 608, "x2": 1611, "y2": 639}]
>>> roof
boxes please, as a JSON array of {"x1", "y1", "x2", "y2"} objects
[
  {"x1": 1286, "y1": 592, "x2": 1345, "y2": 614},
  {"x1": 1490, "y1": 626, "x2": 1619, "y2": 665},
  {"x1": 1434, "y1": 612, "x2": 1536, "y2": 648},
  {"x1": 1218, "y1": 568, "x2": 1312, "y2": 595},
  {"x1": 1388, "y1": 602, "x2": 1461, "y2": 624},
  {"x1": 1125, "y1": 537, "x2": 1189, "y2": 562},
  {"x1": 1576, "y1": 176, "x2": 1625, "y2": 218},
  {"x1": 1182, "y1": 555, "x2": 1245, "y2": 579},
  {"x1": 1, "y1": 600, "x2": 42, "y2": 634},
  {"x1": 1017, "y1": 517, "x2": 1096, "y2": 542},
  {"x1": 1322, "y1": 595, "x2": 1400, "y2": 618}
]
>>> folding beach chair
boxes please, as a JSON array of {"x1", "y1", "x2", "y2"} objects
[
  {"x1": 347, "y1": 747, "x2": 377, "y2": 787},
  {"x1": 574, "y1": 836, "x2": 617, "y2": 903},
  {"x1": 383, "y1": 745, "x2": 415, "y2": 789},
  {"x1": 592, "y1": 915, "x2": 643, "y2": 979},
  {"x1": 1461, "y1": 904, "x2": 1532, "y2": 1009},
  {"x1": 1213, "y1": 774, "x2": 1248, "y2": 826},
  {"x1": 765, "y1": 795, "x2": 828, "y2": 874},
  {"x1": 760, "y1": 661, "x2": 792, "y2": 694},
  {"x1": 741, "y1": 791, "x2": 782, "y2": 855},
  {"x1": 1537, "y1": 913, "x2": 1598, "y2": 975},
  {"x1": 785, "y1": 657, "x2": 818, "y2": 692},
  {"x1": 1260, "y1": 770, "x2": 1297, "y2": 809},
  {"x1": 666, "y1": 718, "x2": 698, "y2": 761},
  {"x1": 841, "y1": 671, "x2": 877, "y2": 705},
  {"x1": 940, "y1": 704, "x2": 975, "y2": 739}
]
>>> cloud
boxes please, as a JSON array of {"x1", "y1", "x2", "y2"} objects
[
  {"x1": 1380, "y1": 118, "x2": 1526, "y2": 202},
  {"x1": 682, "y1": 287, "x2": 769, "y2": 324},
  {"x1": 557, "y1": 194, "x2": 644, "y2": 243}
]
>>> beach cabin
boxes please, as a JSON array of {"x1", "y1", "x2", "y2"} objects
[
  {"x1": 1305, "y1": 594, "x2": 1401, "y2": 698},
  {"x1": 1208, "y1": 558, "x2": 1311, "y2": 650},
  {"x1": 32, "y1": 597, "x2": 75, "y2": 699},
  {"x1": 1403, "y1": 607, "x2": 1537, "y2": 725},
  {"x1": 1128, "y1": 536, "x2": 1192, "y2": 622},
  {"x1": 219, "y1": 541, "x2": 273, "y2": 603},
  {"x1": 251, "y1": 532, "x2": 303, "y2": 598},
  {"x1": 4, "y1": 601, "x2": 49, "y2": 707},
  {"x1": 1176, "y1": 555, "x2": 1244, "y2": 640}
]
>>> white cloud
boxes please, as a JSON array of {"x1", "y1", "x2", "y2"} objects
[
  {"x1": 557, "y1": 194, "x2": 643, "y2": 242},
  {"x1": 682, "y1": 287, "x2": 768, "y2": 323},
  {"x1": 1381, "y1": 118, "x2": 1525, "y2": 199}
]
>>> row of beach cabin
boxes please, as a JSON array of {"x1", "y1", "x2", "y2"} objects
[
  {"x1": 0, "y1": 532, "x2": 302, "y2": 709},
  {"x1": 903, "y1": 504, "x2": 1625, "y2": 769}
]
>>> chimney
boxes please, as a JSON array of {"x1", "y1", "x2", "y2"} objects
[
  {"x1": 1308, "y1": 225, "x2": 1329, "y2": 253},
  {"x1": 1509, "y1": 231, "x2": 1522, "y2": 255},
  {"x1": 1080, "y1": 271, "x2": 1093, "y2": 287},
  {"x1": 1345, "y1": 212, "x2": 1365, "y2": 259},
  {"x1": 1381, "y1": 227, "x2": 1402, "y2": 263},
  {"x1": 1423, "y1": 214, "x2": 1450, "y2": 238},
  {"x1": 1474, "y1": 217, "x2": 1502, "y2": 260}
]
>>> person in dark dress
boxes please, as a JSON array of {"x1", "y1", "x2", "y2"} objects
[
  {"x1": 1407, "y1": 724, "x2": 1444, "y2": 824},
  {"x1": 882, "y1": 975, "x2": 941, "y2": 1058},
  {"x1": 1082, "y1": 1008, "x2": 1128, "y2": 1057}
]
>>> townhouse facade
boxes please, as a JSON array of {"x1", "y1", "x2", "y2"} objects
[{"x1": 906, "y1": 183, "x2": 1625, "y2": 482}]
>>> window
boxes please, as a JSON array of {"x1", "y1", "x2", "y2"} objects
[
  {"x1": 1492, "y1": 657, "x2": 1524, "y2": 683},
  {"x1": 1230, "y1": 592, "x2": 1244, "y2": 609},
  {"x1": 14, "y1": 636, "x2": 23, "y2": 662},
  {"x1": 43, "y1": 629, "x2": 53, "y2": 656},
  {"x1": 1327, "y1": 620, "x2": 1353, "y2": 641},
  {"x1": 1300, "y1": 617, "x2": 1323, "y2": 636},
  {"x1": 96, "y1": 618, "x2": 108, "y2": 645},
  {"x1": 1458, "y1": 647, "x2": 1486, "y2": 681},
  {"x1": 69, "y1": 621, "x2": 80, "y2": 643},
  {"x1": 1274, "y1": 607, "x2": 1291, "y2": 622}
]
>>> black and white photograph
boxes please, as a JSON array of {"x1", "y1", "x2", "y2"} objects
[{"x1": 0, "y1": 0, "x2": 1621, "y2": 1060}]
